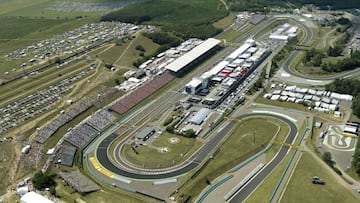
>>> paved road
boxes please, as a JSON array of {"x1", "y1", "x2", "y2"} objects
[
  {"x1": 228, "y1": 115, "x2": 298, "y2": 203},
  {"x1": 281, "y1": 14, "x2": 360, "y2": 82},
  {"x1": 96, "y1": 113, "x2": 297, "y2": 181}
]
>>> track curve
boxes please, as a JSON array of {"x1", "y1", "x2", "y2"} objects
[
  {"x1": 281, "y1": 16, "x2": 360, "y2": 80},
  {"x1": 95, "y1": 113, "x2": 298, "y2": 180}
]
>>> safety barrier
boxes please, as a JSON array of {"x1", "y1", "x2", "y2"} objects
[
  {"x1": 153, "y1": 179, "x2": 177, "y2": 185},
  {"x1": 224, "y1": 163, "x2": 265, "y2": 201},
  {"x1": 269, "y1": 118, "x2": 308, "y2": 202}
]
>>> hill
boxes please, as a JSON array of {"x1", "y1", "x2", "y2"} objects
[{"x1": 101, "y1": 0, "x2": 228, "y2": 39}]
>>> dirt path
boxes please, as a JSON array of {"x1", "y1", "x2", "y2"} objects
[
  {"x1": 114, "y1": 32, "x2": 139, "y2": 65},
  {"x1": 220, "y1": 0, "x2": 229, "y2": 10},
  {"x1": 316, "y1": 28, "x2": 336, "y2": 49}
]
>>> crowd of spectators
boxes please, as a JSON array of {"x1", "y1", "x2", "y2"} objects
[
  {"x1": 34, "y1": 101, "x2": 92, "y2": 143},
  {"x1": 92, "y1": 87, "x2": 119, "y2": 107},
  {"x1": 111, "y1": 71, "x2": 174, "y2": 114},
  {"x1": 85, "y1": 109, "x2": 116, "y2": 131},
  {"x1": 65, "y1": 124, "x2": 98, "y2": 148}
]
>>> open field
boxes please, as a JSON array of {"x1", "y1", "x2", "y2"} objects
[
  {"x1": 121, "y1": 132, "x2": 201, "y2": 169},
  {"x1": 281, "y1": 153, "x2": 359, "y2": 203},
  {"x1": 213, "y1": 13, "x2": 236, "y2": 29},
  {"x1": 0, "y1": 0, "x2": 123, "y2": 19},
  {"x1": 102, "y1": 0, "x2": 228, "y2": 39},
  {"x1": 116, "y1": 33, "x2": 160, "y2": 68},
  {"x1": 176, "y1": 117, "x2": 286, "y2": 202},
  {"x1": 0, "y1": 142, "x2": 15, "y2": 195}
]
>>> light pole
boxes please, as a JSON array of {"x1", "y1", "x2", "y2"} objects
[{"x1": 253, "y1": 130, "x2": 256, "y2": 144}]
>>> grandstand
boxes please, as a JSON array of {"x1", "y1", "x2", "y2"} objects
[
  {"x1": 35, "y1": 101, "x2": 92, "y2": 143},
  {"x1": 59, "y1": 171, "x2": 100, "y2": 194},
  {"x1": 65, "y1": 124, "x2": 98, "y2": 148},
  {"x1": 110, "y1": 71, "x2": 175, "y2": 114},
  {"x1": 56, "y1": 145, "x2": 77, "y2": 166},
  {"x1": 86, "y1": 109, "x2": 116, "y2": 131}
]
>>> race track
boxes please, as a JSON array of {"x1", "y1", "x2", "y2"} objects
[{"x1": 95, "y1": 113, "x2": 298, "y2": 181}]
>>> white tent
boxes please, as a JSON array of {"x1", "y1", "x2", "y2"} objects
[{"x1": 21, "y1": 192, "x2": 54, "y2": 203}]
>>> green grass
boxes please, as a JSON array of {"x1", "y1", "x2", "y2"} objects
[
  {"x1": 102, "y1": 0, "x2": 228, "y2": 39},
  {"x1": 177, "y1": 117, "x2": 285, "y2": 202},
  {"x1": 121, "y1": 132, "x2": 200, "y2": 169},
  {"x1": 0, "y1": 142, "x2": 15, "y2": 195},
  {"x1": 281, "y1": 153, "x2": 359, "y2": 203},
  {"x1": 217, "y1": 28, "x2": 244, "y2": 43},
  {"x1": 117, "y1": 33, "x2": 160, "y2": 68},
  {"x1": 245, "y1": 154, "x2": 292, "y2": 203},
  {"x1": 213, "y1": 13, "x2": 236, "y2": 29},
  {"x1": 265, "y1": 120, "x2": 291, "y2": 162},
  {"x1": 1, "y1": 0, "x2": 106, "y2": 19}
]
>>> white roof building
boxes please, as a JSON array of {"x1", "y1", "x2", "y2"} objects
[
  {"x1": 227, "y1": 43, "x2": 251, "y2": 60},
  {"x1": 207, "y1": 61, "x2": 229, "y2": 76},
  {"x1": 269, "y1": 34, "x2": 289, "y2": 41},
  {"x1": 189, "y1": 108, "x2": 212, "y2": 125},
  {"x1": 20, "y1": 192, "x2": 54, "y2": 203},
  {"x1": 166, "y1": 38, "x2": 221, "y2": 72}
]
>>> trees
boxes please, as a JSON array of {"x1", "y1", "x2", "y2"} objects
[
  {"x1": 321, "y1": 50, "x2": 360, "y2": 73},
  {"x1": 135, "y1": 45, "x2": 145, "y2": 52},
  {"x1": 32, "y1": 171, "x2": 56, "y2": 190},
  {"x1": 302, "y1": 48, "x2": 324, "y2": 67},
  {"x1": 327, "y1": 46, "x2": 342, "y2": 57},
  {"x1": 322, "y1": 152, "x2": 335, "y2": 168},
  {"x1": 49, "y1": 186, "x2": 56, "y2": 196}
]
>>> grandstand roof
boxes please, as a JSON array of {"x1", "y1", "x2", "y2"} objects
[{"x1": 166, "y1": 38, "x2": 221, "y2": 72}]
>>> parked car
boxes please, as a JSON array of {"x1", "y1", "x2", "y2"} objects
[{"x1": 312, "y1": 176, "x2": 325, "y2": 185}]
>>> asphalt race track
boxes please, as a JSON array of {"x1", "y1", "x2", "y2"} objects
[
  {"x1": 228, "y1": 116, "x2": 297, "y2": 203},
  {"x1": 96, "y1": 113, "x2": 298, "y2": 182},
  {"x1": 282, "y1": 17, "x2": 360, "y2": 80}
]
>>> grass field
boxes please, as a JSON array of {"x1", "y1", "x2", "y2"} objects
[
  {"x1": 116, "y1": 33, "x2": 160, "y2": 68},
  {"x1": 102, "y1": 0, "x2": 228, "y2": 39},
  {"x1": 281, "y1": 153, "x2": 359, "y2": 203},
  {"x1": 121, "y1": 132, "x2": 201, "y2": 169},
  {"x1": 213, "y1": 13, "x2": 236, "y2": 29},
  {"x1": 0, "y1": 142, "x2": 15, "y2": 195},
  {"x1": 177, "y1": 117, "x2": 287, "y2": 202}
]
